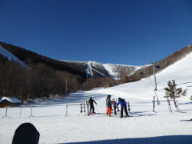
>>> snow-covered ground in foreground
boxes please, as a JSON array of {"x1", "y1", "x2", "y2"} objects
[{"x1": 1, "y1": 52, "x2": 192, "y2": 144}]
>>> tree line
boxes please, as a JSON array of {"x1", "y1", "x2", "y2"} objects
[
  {"x1": 0, "y1": 55, "x2": 81, "y2": 102},
  {"x1": 0, "y1": 54, "x2": 118, "y2": 103},
  {"x1": 125, "y1": 44, "x2": 192, "y2": 83}
]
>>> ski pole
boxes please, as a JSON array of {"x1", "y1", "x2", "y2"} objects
[{"x1": 96, "y1": 104, "x2": 99, "y2": 113}]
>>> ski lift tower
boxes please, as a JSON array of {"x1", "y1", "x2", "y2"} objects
[
  {"x1": 65, "y1": 78, "x2": 68, "y2": 93},
  {"x1": 140, "y1": 64, "x2": 160, "y2": 105},
  {"x1": 153, "y1": 65, "x2": 160, "y2": 91}
]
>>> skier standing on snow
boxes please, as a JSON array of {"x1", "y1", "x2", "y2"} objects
[
  {"x1": 111, "y1": 99, "x2": 117, "y2": 115},
  {"x1": 117, "y1": 97, "x2": 129, "y2": 118},
  {"x1": 88, "y1": 97, "x2": 97, "y2": 114},
  {"x1": 106, "y1": 95, "x2": 112, "y2": 116}
]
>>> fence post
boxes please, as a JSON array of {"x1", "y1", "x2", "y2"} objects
[
  {"x1": 29, "y1": 106, "x2": 33, "y2": 118},
  {"x1": 19, "y1": 105, "x2": 23, "y2": 118},
  {"x1": 2, "y1": 107, "x2": 8, "y2": 119},
  {"x1": 86, "y1": 101, "x2": 90, "y2": 116},
  {"x1": 65, "y1": 105, "x2": 68, "y2": 116},
  {"x1": 152, "y1": 96, "x2": 155, "y2": 112}
]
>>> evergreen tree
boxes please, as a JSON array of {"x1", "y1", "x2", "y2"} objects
[{"x1": 164, "y1": 80, "x2": 187, "y2": 111}]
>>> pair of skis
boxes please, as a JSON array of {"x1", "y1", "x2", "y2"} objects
[
  {"x1": 167, "y1": 98, "x2": 181, "y2": 112},
  {"x1": 85, "y1": 101, "x2": 96, "y2": 116}
]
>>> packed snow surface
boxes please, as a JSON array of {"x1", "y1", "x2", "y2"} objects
[{"x1": 1, "y1": 53, "x2": 192, "y2": 144}]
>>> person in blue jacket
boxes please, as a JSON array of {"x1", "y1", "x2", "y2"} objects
[{"x1": 117, "y1": 97, "x2": 129, "y2": 118}]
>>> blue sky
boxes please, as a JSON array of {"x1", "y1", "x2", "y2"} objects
[{"x1": 0, "y1": 0, "x2": 192, "y2": 65}]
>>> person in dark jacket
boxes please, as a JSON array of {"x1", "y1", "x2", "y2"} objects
[
  {"x1": 88, "y1": 97, "x2": 97, "y2": 114},
  {"x1": 106, "y1": 95, "x2": 112, "y2": 116},
  {"x1": 117, "y1": 97, "x2": 129, "y2": 118}
]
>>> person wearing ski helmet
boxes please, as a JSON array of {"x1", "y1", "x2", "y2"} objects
[
  {"x1": 111, "y1": 98, "x2": 117, "y2": 115},
  {"x1": 106, "y1": 95, "x2": 112, "y2": 116},
  {"x1": 117, "y1": 97, "x2": 129, "y2": 118},
  {"x1": 88, "y1": 97, "x2": 97, "y2": 114}
]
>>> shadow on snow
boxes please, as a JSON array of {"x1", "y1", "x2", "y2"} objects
[{"x1": 62, "y1": 135, "x2": 192, "y2": 144}]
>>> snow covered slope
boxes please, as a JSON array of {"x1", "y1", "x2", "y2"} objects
[
  {"x1": 65, "y1": 60, "x2": 141, "y2": 79},
  {"x1": 85, "y1": 61, "x2": 108, "y2": 78},
  {"x1": 100, "y1": 51, "x2": 192, "y2": 101},
  {"x1": 0, "y1": 50, "x2": 192, "y2": 144},
  {"x1": 0, "y1": 46, "x2": 26, "y2": 66},
  {"x1": 103, "y1": 63, "x2": 142, "y2": 80}
]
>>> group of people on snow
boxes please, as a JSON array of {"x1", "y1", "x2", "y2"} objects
[
  {"x1": 106, "y1": 95, "x2": 129, "y2": 118},
  {"x1": 88, "y1": 95, "x2": 129, "y2": 118}
]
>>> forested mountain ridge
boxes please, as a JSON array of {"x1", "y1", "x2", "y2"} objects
[
  {"x1": 126, "y1": 44, "x2": 192, "y2": 82},
  {"x1": 0, "y1": 41, "x2": 191, "y2": 101},
  {"x1": 0, "y1": 42, "x2": 141, "y2": 81},
  {"x1": 0, "y1": 42, "x2": 87, "y2": 81}
]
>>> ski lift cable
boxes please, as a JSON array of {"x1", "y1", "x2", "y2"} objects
[{"x1": 145, "y1": 73, "x2": 160, "y2": 104}]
